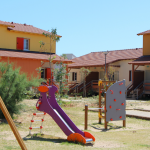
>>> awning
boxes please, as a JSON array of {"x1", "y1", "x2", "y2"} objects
[{"x1": 128, "y1": 56, "x2": 150, "y2": 65}]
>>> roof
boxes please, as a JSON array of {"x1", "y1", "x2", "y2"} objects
[
  {"x1": 0, "y1": 50, "x2": 72, "y2": 64},
  {"x1": 0, "y1": 20, "x2": 61, "y2": 36},
  {"x1": 68, "y1": 48, "x2": 143, "y2": 68},
  {"x1": 128, "y1": 56, "x2": 150, "y2": 65},
  {"x1": 137, "y1": 30, "x2": 150, "y2": 35}
]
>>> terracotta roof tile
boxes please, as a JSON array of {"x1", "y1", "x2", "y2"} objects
[
  {"x1": 0, "y1": 50, "x2": 72, "y2": 63},
  {"x1": 128, "y1": 56, "x2": 150, "y2": 65},
  {"x1": 137, "y1": 30, "x2": 150, "y2": 35},
  {"x1": 68, "y1": 48, "x2": 143, "y2": 68},
  {"x1": 0, "y1": 20, "x2": 61, "y2": 36}
]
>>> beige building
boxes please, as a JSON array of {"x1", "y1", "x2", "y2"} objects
[
  {"x1": 68, "y1": 48, "x2": 143, "y2": 87},
  {"x1": 68, "y1": 29, "x2": 150, "y2": 99}
]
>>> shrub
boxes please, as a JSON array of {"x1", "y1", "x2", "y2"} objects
[{"x1": 0, "y1": 62, "x2": 44, "y2": 118}]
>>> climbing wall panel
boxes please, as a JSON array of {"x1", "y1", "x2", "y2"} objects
[{"x1": 106, "y1": 80, "x2": 126, "y2": 122}]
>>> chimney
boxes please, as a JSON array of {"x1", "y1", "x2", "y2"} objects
[
  {"x1": 24, "y1": 23, "x2": 26, "y2": 26},
  {"x1": 11, "y1": 22, "x2": 13, "y2": 24}
]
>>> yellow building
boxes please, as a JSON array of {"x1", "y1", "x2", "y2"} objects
[
  {"x1": 0, "y1": 21, "x2": 58, "y2": 53},
  {"x1": 0, "y1": 20, "x2": 72, "y2": 81}
]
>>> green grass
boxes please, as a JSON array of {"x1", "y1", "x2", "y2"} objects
[{"x1": 1, "y1": 98, "x2": 150, "y2": 149}]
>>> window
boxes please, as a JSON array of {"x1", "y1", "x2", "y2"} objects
[
  {"x1": 24, "y1": 39, "x2": 29, "y2": 50},
  {"x1": 114, "y1": 71, "x2": 119, "y2": 81},
  {"x1": 72, "y1": 72, "x2": 77, "y2": 81},
  {"x1": 100, "y1": 71, "x2": 105, "y2": 80},
  {"x1": 17, "y1": 37, "x2": 29, "y2": 50},
  {"x1": 69, "y1": 72, "x2": 77, "y2": 81},
  {"x1": 145, "y1": 70, "x2": 150, "y2": 82},
  {"x1": 100, "y1": 71, "x2": 119, "y2": 81},
  {"x1": 41, "y1": 69, "x2": 45, "y2": 79},
  {"x1": 129, "y1": 70, "x2": 132, "y2": 81}
]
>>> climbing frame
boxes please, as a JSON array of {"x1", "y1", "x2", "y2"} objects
[
  {"x1": 98, "y1": 80, "x2": 126, "y2": 129},
  {"x1": 106, "y1": 80, "x2": 126, "y2": 122}
]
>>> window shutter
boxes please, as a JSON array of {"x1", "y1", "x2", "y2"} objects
[
  {"x1": 129, "y1": 70, "x2": 131, "y2": 81},
  {"x1": 75, "y1": 72, "x2": 77, "y2": 81},
  {"x1": 72, "y1": 72, "x2": 75, "y2": 81},
  {"x1": 45, "y1": 68, "x2": 53, "y2": 79},
  {"x1": 17, "y1": 37, "x2": 24, "y2": 50},
  {"x1": 46, "y1": 68, "x2": 51, "y2": 79}
]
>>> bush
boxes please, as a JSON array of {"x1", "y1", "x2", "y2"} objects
[
  {"x1": 87, "y1": 89, "x2": 98, "y2": 97},
  {"x1": 0, "y1": 62, "x2": 44, "y2": 118}
]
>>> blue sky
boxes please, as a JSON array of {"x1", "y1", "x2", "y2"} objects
[{"x1": 0, "y1": 0, "x2": 150, "y2": 57}]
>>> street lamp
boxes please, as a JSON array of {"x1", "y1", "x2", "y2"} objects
[{"x1": 103, "y1": 51, "x2": 109, "y2": 76}]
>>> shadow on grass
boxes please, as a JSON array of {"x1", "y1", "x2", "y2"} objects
[
  {"x1": 23, "y1": 133, "x2": 94, "y2": 147},
  {"x1": 23, "y1": 134, "x2": 67, "y2": 144},
  {"x1": 90, "y1": 123, "x2": 123, "y2": 132}
]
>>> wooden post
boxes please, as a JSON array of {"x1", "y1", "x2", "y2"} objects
[
  {"x1": 0, "y1": 97, "x2": 27, "y2": 150},
  {"x1": 85, "y1": 105, "x2": 88, "y2": 130},
  {"x1": 106, "y1": 84, "x2": 109, "y2": 91},
  {"x1": 132, "y1": 64, "x2": 134, "y2": 85},
  {"x1": 99, "y1": 83, "x2": 101, "y2": 124},
  {"x1": 104, "y1": 92, "x2": 107, "y2": 129},
  {"x1": 123, "y1": 120, "x2": 126, "y2": 127},
  {"x1": 65, "y1": 65, "x2": 68, "y2": 83}
]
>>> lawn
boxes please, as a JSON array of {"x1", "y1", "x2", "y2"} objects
[{"x1": 0, "y1": 98, "x2": 150, "y2": 150}]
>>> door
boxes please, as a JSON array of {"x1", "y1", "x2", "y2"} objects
[
  {"x1": 86, "y1": 72, "x2": 99, "y2": 83},
  {"x1": 133, "y1": 70, "x2": 144, "y2": 89}
]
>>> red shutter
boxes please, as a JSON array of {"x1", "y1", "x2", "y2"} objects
[
  {"x1": 46, "y1": 68, "x2": 51, "y2": 79},
  {"x1": 46, "y1": 68, "x2": 54, "y2": 85},
  {"x1": 17, "y1": 37, "x2": 24, "y2": 50}
]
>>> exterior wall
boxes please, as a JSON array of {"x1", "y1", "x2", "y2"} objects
[
  {"x1": 143, "y1": 35, "x2": 150, "y2": 56},
  {"x1": 68, "y1": 60, "x2": 146, "y2": 87},
  {"x1": 111, "y1": 60, "x2": 145, "y2": 86},
  {"x1": 0, "y1": 57, "x2": 41, "y2": 78},
  {"x1": 143, "y1": 65, "x2": 150, "y2": 82},
  {"x1": 69, "y1": 67, "x2": 104, "y2": 83},
  {"x1": 0, "y1": 25, "x2": 56, "y2": 53}
]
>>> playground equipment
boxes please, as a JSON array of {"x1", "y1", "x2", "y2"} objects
[
  {"x1": 36, "y1": 85, "x2": 95, "y2": 144},
  {"x1": 0, "y1": 97, "x2": 27, "y2": 150},
  {"x1": 29, "y1": 112, "x2": 46, "y2": 135},
  {"x1": 85, "y1": 79, "x2": 126, "y2": 130}
]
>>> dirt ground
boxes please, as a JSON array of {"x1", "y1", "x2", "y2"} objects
[{"x1": 0, "y1": 98, "x2": 150, "y2": 150}]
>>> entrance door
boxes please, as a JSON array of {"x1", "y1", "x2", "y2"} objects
[
  {"x1": 133, "y1": 70, "x2": 144, "y2": 89},
  {"x1": 86, "y1": 72, "x2": 99, "y2": 83}
]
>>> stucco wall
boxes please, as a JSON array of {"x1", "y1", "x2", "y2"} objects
[
  {"x1": 0, "y1": 57, "x2": 41, "y2": 78},
  {"x1": 0, "y1": 25, "x2": 56, "y2": 53},
  {"x1": 111, "y1": 60, "x2": 145, "y2": 86},
  {"x1": 143, "y1": 35, "x2": 150, "y2": 56},
  {"x1": 68, "y1": 59, "x2": 146, "y2": 87}
]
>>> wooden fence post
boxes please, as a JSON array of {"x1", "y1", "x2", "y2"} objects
[{"x1": 85, "y1": 105, "x2": 88, "y2": 130}]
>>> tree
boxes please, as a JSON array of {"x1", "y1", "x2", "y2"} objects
[
  {"x1": 53, "y1": 54, "x2": 69, "y2": 101},
  {"x1": 39, "y1": 29, "x2": 60, "y2": 85},
  {"x1": 80, "y1": 67, "x2": 91, "y2": 97},
  {"x1": 39, "y1": 29, "x2": 69, "y2": 100},
  {"x1": 0, "y1": 62, "x2": 44, "y2": 118},
  {"x1": 103, "y1": 66, "x2": 115, "y2": 90}
]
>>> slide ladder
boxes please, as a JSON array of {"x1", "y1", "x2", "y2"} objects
[{"x1": 29, "y1": 112, "x2": 46, "y2": 135}]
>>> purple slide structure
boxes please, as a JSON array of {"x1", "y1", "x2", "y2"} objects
[{"x1": 36, "y1": 85, "x2": 95, "y2": 144}]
